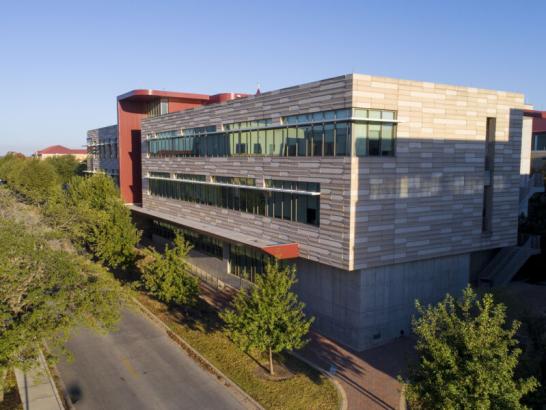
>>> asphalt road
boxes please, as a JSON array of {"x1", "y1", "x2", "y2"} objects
[{"x1": 57, "y1": 308, "x2": 245, "y2": 410}]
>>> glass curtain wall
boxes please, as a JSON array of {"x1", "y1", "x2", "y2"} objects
[
  {"x1": 146, "y1": 108, "x2": 396, "y2": 158},
  {"x1": 147, "y1": 177, "x2": 320, "y2": 226}
]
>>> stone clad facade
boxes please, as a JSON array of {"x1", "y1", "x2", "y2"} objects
[
  {"x1": 350, "y1": 74, "x2": 527, "y2": 270},
  {"x1": 134, "y1": 74, "x2": 529, "y2": 349}
]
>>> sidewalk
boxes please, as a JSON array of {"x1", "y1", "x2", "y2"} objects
[{"x1": 14, "y1": 352, "x2": 64, "y2": 410}]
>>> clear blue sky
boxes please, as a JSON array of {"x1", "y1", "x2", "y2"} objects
[{"x1": 1, "y1": 0, "x2": 545, "y2": 155}]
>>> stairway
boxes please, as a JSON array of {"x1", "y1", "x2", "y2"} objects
[{"x1": 480, "y1": 235, "x2": 541, "y2": 287}]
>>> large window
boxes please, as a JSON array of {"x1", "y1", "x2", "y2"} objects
[
  {"x1": 146, "y1": 108, "x2": 397, "y2": 158},
  {"x1": 147, "y1": 177, "x2": 320, "y2": 226},
  {"x1": 533, "y1": 133, "x2": 546, "y2": 151},
  {"x1": 152, "y1": 220, "x2": 223, "y2": 258}
]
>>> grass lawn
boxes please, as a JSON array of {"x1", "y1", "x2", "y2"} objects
[
  {"x1": 0, "y1": 370, "x2": 22, "y2": 410},
  {"x1": 136, "y1": 292, "x2": 340, "y2": 410}
]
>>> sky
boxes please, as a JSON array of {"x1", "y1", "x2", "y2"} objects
[{"x1": 0, "y1": 0, "x2": 545, "y2": 155}]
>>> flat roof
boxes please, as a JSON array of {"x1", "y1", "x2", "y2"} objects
[{"x1": 117, "y1": 89, "x2": 211, "y2": 102}]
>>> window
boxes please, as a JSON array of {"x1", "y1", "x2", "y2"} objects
[
  {"x1": 146, "y1": 108, "x2": 397, "y2": 158},
  {"x1": 485, "y1": 117, "x2": 496, "y2": 171},
  {"x1": 324, "y1": 124, "x2": 335, "y2": 155},
  {"x1": 160, "y1": 98, "x2": 169, "y2": 115},
  {"x1": 213, "y1": 176, "x2": 256, "y2": 186},
  {"x1": 381, "y1": 124, "x2": 394, "y2": 156},
  {"x1": 353, "y1": 123, "x2": 367, "y2": 156},
  {"x1": 482, "y1": 117, "x2": 496, "y2": 234},
  {"x1": 149, "y1": 171, "x2": 170, "y2": 178},
  {"x1": 368, "y1": 124, "x2": 381, "y2": 156},
  {"x1": 312, "y1": 124, "x2": 323, "y2": 156},
  {"x1": 533, "y1": 134, "x2": 546, "y2": 151},
  {"x1": 147, "y1": 177, "x2": 320, "y2": 226},
  {"x1": 286, "y1": 127, "x2": 297, "y2": 156},
  {"x1": 335, "y1": 122, "x2": 349, "y2": 156},
  {"x1": 175, "y1": 173, "x2": 206, "y2": 182}
]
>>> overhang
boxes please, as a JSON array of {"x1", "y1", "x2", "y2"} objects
[
  {"x1": 117, "y1": 89, "x2": 211, "y2": 103},
  {"x1": 130, "y1": 205, "x2": 299, "y2": 260},
  {"x1": 523, "y1": 110, "x2": 546, "y2": 134}
]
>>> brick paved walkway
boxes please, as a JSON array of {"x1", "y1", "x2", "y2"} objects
[
  {"x1": 300, "y1": 332, "x2": 415, "y2": 410},
  {"x1": 199, "y1": 281, "x2": 416, "y2": 410}
]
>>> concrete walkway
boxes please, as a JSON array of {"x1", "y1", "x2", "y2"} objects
[{"x1": 15, "y1": 352, "x2": 64, "y2": 410}]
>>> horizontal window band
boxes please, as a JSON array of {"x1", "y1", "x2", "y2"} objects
[{"x1": 144, "y1": 176, "x2": 321, "y2": 196}]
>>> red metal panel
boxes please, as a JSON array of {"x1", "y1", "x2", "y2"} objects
[
  {"x1": 261, "y1": 243, "x2": 300, "y2": 259},
  {"x1": 116, "y1": 89, "x2": 248, "y2": 204}
]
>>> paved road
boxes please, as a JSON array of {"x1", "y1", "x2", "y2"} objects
[{"x1": 57, "y1": 309, "x2": 244, "y2": 410}]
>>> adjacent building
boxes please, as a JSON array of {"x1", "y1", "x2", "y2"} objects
[
  {"x1": 88, "y1": 74, "x2": 537, "y2": 350},
  {"x1": 87, "y1": 125, "x2": 120, "y2": 184},
  {"x1": 34, "y1": 145, "x2": 87, "y2": 161}
]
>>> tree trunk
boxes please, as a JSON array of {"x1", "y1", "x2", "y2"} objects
[
  {"x1": 0, "y1": 368, "x2": 6, "y2": 402},
  {"x1": 269, "y1": 347, "x2": 275, "y2": 376}
]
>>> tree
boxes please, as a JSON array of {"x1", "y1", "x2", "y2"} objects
[
  {"x1": 221, "y1": 263, "x2": 314, "y2": 375},
  {"x1": 0, "y1": 218, "x2": 123, "y2": 400},
  {"x1": 403, "y1": 286, "x2": 539, "y2": 409},
  {"x1": 44, "y1": 155, "x2": 84, "y2": 184},
  {"x1": 0, "y1": 156, "x2": 60, "y2": 204},
  {"x1": 60, "y1": 174, "x2": 141, "y2": 270},
  {"x1": 139, "y1": 234, "x2": 199, "y2": 306}
]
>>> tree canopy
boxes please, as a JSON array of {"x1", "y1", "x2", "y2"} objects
[
  {"x1": 50, "y1": 173, "x2": 141, "y2": 270},
  {"x1": 404, "y1": 286, "x2": 539, "y2": 409},
  {"x1": 221, "y1": 263, "x2": 314, "y2": 375},
  {"x1": 44, "y1": 155, "x2": 86, "y2": 184},
  {"x1": 0, "y1": 156, "x2": 60, "y2": 204},
  {"x1": 0, "y1": 217, "x2": 123, "y2": 375}
]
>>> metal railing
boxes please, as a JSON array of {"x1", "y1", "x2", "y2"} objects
[{"x1": 186, "y1": 262, "x2": 252, "y2": 291}]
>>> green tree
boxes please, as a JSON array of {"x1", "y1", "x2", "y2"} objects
[
  {"x1": 0, "y1": 156, "x2": 60, "y2": 204},
  {"x1": 221, "y1": 263, "x2": 314, "y2": 375},
  {"x1": 61, "y1": 174, "x2": 140, "y2": 270},
  {"x1": 44, "y1": 155, "x2": 84, "y2": 184},
  {"x1": 0, "y1": 218, "x2": 123, "y2": 400},
  {"x1": 139, "y1": 234, "x2": 199, "y2": 306},
  {"x1": 403, "y1": 286, "x2": 539, "y2": 409}
]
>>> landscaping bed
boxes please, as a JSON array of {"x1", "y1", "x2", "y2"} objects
[{"x1": 136, "y1": 292, "x2": 340, "y2": 410}]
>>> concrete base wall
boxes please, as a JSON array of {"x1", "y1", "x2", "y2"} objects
[{"x1": 294, "y1": 253, "x2": 470, "y2": 351}]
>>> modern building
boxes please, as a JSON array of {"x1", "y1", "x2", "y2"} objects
[
  {"x1": 34, "y1": 145, "x2": 87, "y2": 161},
  {"x1": 88, "y1": 74, "x2": 538, "y2": 350},
  {"x1": 87, "y1": 125, "x2": 120, "y2": 183}
]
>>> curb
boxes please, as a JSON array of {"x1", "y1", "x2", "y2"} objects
[
  {"x1": 131, "y1": 297, "x2": 264, "y2": 410},
  {"x1": 47, "y1": 361, "x2": 76, "y2": 410},
  {"x1": 38, "y1": 351, "x2": 66, "y2": 410},
  {"x1": 290, "y1": 352, "x2": 348, "y2": 410},
  {"x1": 42, "y1": 344, "x2": 76, "y2": 410},
  {"x1": 15, "y1": 350, "x2": 66, "y2": 410}
]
